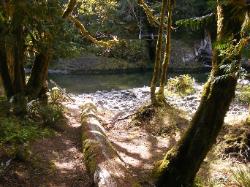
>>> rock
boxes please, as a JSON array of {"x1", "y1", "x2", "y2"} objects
[{"x1": 185, "y1": 95, "x2": 198, "y2": 101}]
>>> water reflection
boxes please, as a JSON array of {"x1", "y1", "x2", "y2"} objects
[{"x1": 49, "y1": 72, "x2": 209, "y2": 94}]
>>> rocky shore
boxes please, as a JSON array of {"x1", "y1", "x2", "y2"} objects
[{"x1": 68, "y1": 81, "x2": 249, "y2": 124}]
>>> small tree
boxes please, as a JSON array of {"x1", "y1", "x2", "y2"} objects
[
  {"x1": 138, "y1": 0, "x2": 174, "y2": 106},
  {"x1": 157, "y1": 0, "x2": 174, "y2": 103},
  {"x1": 149, "y1": 0, "x2": 168, "y2": 105}
]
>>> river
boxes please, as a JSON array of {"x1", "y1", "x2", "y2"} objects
[{"x1": 49, "y1": 72, "x2": 209, "y2": 94}]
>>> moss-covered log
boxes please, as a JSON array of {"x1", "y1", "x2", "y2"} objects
[{"x1": 81, "y1": 103, "x2": 140, "y2": 187}]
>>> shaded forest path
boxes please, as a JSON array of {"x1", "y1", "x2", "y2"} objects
[
  {"x1": 0, "y1": 108, "x2": 92, "y2": 187},
  {"x1": 1, "y1": 85, "x2": 248, "y2": 186},
  {"x1": 63, "y1": 95, "x2": 178, "y2": 186}
]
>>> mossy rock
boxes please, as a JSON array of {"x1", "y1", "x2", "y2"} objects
[{"x1": 133, "y1": 104, "x2": 189, "y2": 136}]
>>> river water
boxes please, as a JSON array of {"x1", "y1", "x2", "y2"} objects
[{"x1": 49, "y1": 72, "x2": 209, "y2": 94}]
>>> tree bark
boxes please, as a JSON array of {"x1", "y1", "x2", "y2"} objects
[
  {"x1": 155, "y1": 72, "x2": 238, "y2": 186},
  {"x1": 150, "y1": 0, "x2": 167, "y2": 105},
  {"x1": 0, "y1": 46, "x2": 14, "y2": 98},
  {"x1": 26, "y1": 50, "x2": 51, "y2": 101},
  {"x1": 155, "y1": 1, "x2": 246, "y2": 186},
  {"x1": 157, "y1": 0, "x2": 173, "y2": 102},
  {"x1": 12, "y1": 25, "x2": 26, "y2": 94}
]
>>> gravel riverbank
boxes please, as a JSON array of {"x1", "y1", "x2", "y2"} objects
[{"x1": 67, "y1": 82, "x2": 249, "y2": 124}]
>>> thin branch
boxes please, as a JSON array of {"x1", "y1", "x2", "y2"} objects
[
  {"x1": 68, "y1": 15, "x2": 119, "y2": 47},
  {"x1": 138, "y1": 0, "x2": 167, "y2": 27},
  {"x1": 62, "y1": 0, "x2": 77, "y2": 18}
]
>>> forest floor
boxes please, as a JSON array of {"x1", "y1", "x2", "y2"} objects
[
  {"x1": 0, "y1": 84, "x2": 249, "y2": 186},
  {"x1": 63, "y1": 85, "x2": 249, "y2": 186},
  {"x1": 0, "y1": 108, "x2": 92, "y2": 187}
]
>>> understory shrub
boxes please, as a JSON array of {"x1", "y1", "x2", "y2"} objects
[
  {"x1": 27, "y1": 86, "x2": 65, "y2": 127},
  {"x1": 167, "y1": 74, "x2": 195, "y2": 96},
  {"x1": 0, "y1": 117, "x2": 53, "y2": 146},
  {"x1": 49, "y1": 87, "x2": 66, "y2": 104},
  {"x1": 38, "y1": 104, "x2": 64, "y2": 127}
]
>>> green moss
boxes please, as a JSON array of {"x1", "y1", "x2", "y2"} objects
[
  {"x1": 82, "y1": 139, "x2": 100, "y2": 174},
  {"x1": 152, "y1": 148, "x2": 178, "y2": 180},
  {"x1": 246, "y1": 116, "x2": 250, "y2": 125}
]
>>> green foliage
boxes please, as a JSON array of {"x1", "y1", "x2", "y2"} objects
[
  {"x1": 235, "y1": 84, "x2": 250, "y2": 104},
  {"x1": 0, "y1": 118, "x2": 53, "y2": 146},
  {"x1": 176, "y1": 13, "x2": 215, "y2": 31},
  {"x1": 85, "y1": 40, "x2": 148, "y2": 62},
  {"x1": 174, "y1": 0, "x2": 210, "y2": 19},
  {"x1": 26, "y1": 87, "x2": 65, "y2": 128},
  {"x1": 38, "y1": 104, "x2": 64, "y2": 127},
  {"x1": 232, "y1": 166, "x2": 250, "y2": 187},
  {"x1": 167, "y1": 74, "x2": 195, "y2": 96},
  {"x1": 49, "y1": 87, "x2": 66, "y2": 104}
]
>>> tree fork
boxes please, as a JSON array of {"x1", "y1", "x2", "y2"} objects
[
  {"x1": 157, "y1": 0, "x2": 173, "y2": 101},
  {"x1": 150, "y1": 0, "x2": 167, "y2": 105}
]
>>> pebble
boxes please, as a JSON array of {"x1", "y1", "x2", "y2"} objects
[{"x1": 68, "y1": 85, "x2": 248, "y2": 120}]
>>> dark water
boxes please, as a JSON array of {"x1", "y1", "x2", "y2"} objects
[{"x1": 49, "y1": 72, "x2": 209, "y2": 94}]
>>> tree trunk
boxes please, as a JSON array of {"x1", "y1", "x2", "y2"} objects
[
  {"x1": 155, "y1": 1, "x2": 246, "y2": 186},
  {"x1": 0, "y1": 2, "x2": 14, "y2": 98},
  {"x1": 9, "y1": 2, "x2": 27, "y2": 114},
  {"x1": 157, "y1": 0, "x2": 173, "y2": 102},
  {"x1": 12, "y1": 26, "x2": 25, "y2": 94},
  {"x1": 155, "y1": 72, "x2": 238, "y2": 186},
  {"x1": 26, "y1": 50, "x2": 51, "y2": 101},
  {"x1": 150, "y1": 0, "x2": 167, "y2": 105},
  {"x1": 0, "y1": 47, "x2": 14, "y2": 98}
]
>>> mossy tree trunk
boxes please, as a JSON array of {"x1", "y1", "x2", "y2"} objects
[
  {"x1": 155, "y1": 73, "x2": 238, "y2": 187},
  {"x1": 26, "y1": 49, "x2": 51, "y2": 102},
  {"x1": 0, "y1": 46, "x2": 14, "y2": 98},
  {"x1": 155, "y1": 1, "x2": 248, "y2": 186},
  {"x1": 12, "y1": 26, "x2": 25, "y2": 95},
  {"x1": 9, "y1": 3, "x2": 27, "y2": 114},
  {"x1": 150, "y1": 0, "x2": 167, "y2": 105},
  {"x1": 0, "y1": 1, "x2": 14, "y2": 98},
  {"x1": 157, "y1": 0, "x2": 173, "y2": 103}
]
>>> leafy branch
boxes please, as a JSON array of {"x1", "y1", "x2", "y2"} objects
[{"x1": 176, "y1": 13, "x2": 215, "y2": 30}]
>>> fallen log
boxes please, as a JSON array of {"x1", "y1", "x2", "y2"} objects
[{"x1": 81, "y1": 103, "x2": 140, "y2": 187}]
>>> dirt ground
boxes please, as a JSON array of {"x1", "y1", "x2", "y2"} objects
[
  {"x1": 0, "y1": 110, "x2": 92, "y2": 187},
  {"x1": 0, "y1": 98, "x2": 249, "y2": 187}
]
